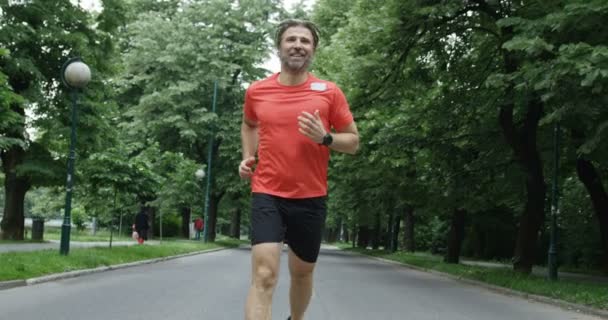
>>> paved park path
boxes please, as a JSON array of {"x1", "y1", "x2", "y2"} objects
[{"x1": 0, "y1": 245, "x2": 604, "y2": 320}]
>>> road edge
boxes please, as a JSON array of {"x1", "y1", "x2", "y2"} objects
[
  {"x1": 0, "y1": 246, "x2": 230, "y2": 291},
  {"x1": 339, "y1": 248, "x2": 608, "y2": 319}
]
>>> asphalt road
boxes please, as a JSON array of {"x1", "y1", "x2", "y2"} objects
[{"x1": 0, "y1": 245, "x2": 603, "y2": 320}]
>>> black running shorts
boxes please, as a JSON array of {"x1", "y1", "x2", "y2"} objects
[{"x1": 250, "y1": 192, "x2": 327, "y2": 263}]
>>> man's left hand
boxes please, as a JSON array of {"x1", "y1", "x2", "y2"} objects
[{"x1": 298, "y1": 110, "x2": 326, "y2": 144}]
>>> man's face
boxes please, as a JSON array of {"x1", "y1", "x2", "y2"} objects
[{"x1": 278, "y1": 26, "x2": 315, "y2": 73}]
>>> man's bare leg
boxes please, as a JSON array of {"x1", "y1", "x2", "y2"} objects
[
  {"x1": 245, "y1": 243, "x2": 282, "y2": 320},
  {"x1": 288, "y1": 248, "x2": 316, "y2": 320}
]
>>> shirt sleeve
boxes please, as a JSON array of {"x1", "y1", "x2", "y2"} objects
[
  {"x1": 330, "y1": 86, "x2": 354, "y2": 131},
  {"x1": 243, "y1": 86, "x2": 257, "y2": 122}
]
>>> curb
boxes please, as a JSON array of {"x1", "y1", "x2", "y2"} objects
[
  {"x1": 0, "y1": 247, "x2": 228, "y2": 290},
  {"x1": 343, "y1": 249, "x2": 608, "y2": 319},
  {"x1": 0, "y1": 279, "x2": 26, "y2": 290}
]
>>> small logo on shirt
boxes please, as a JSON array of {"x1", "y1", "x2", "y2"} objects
[{"x1": 310, "y1": 82, "x2": 327, "y2": 91}]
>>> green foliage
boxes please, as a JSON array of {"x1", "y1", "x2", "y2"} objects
[
  {"x1": 27, "y1": 187, "x2": 63, "y2": 220},
  {"x1": 560, "y1": 177, "x2": 604, "y2": 269},
  {"x1": 118, "y1": 0, "x2": 280, "y2": 159},
  {"x1": 283, "y1": 0, "x2": 310, "y2": 20},
  {"x1": 0, "y1": 49, "x2": 24, "y2": 150},
  {"x1": 113, "y1": 0, "x2": 283, "y2": 241},
  {"x1": 311, "y1": 0, "x2": 608, "y2": 270},
  {"x1": 310, "y1": 0, "x2": 353, "y2": 45},
  {"x1": 0, "y1": 0, "x2": 126, "y2": 239},
  {"x1": 154, "y1": 212, "x2": 180, "y2": 237},
  {"x1": 153, "y1": 151, "x2": 202, "y2": 214},
  {"x1": 1, "y1": 0, "x2": 606, "y2": 274},
  {"x1": 71, "y1": 206, "x2": 88, "y2": 232},
  {"x1": 496, "y1": 0, "x2": 608, "y2": 157}
]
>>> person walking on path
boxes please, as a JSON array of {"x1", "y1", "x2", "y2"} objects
[
  {"x1": 239, "y1": 19, "x2": 359, "y2": 320},
  {"x1": 134, "y1": 209, "x2": 149, "y2": 244},
  {"x1": 194, "y1": 217, "x2": 204, "y2": 240}
]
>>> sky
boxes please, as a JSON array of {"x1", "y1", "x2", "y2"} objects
[{"x1": 77, "y1": 0, "x2": 317, "y2": 73}]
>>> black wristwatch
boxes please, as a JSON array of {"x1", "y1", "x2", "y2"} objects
[{"x1": 321, "y1": 133, "x2": 333, "y2": 146}]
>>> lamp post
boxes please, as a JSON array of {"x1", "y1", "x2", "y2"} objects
[
  {"x1": 202, "y1": 80, "x2": 218, "y2": 243},
  {"x1": 548, "y1": 122, "x2": 560, "y2": 280},
  {"x1": 59, "y1": 57, "x2": 91, "y2": 255},
  {"x1": 195, "y1": 168, "x2": 206, "y2": 240}
]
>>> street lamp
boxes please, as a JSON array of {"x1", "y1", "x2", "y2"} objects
[
  {"x1": 194, "y1": 168, "x2": 206, "y2": 241},
  {"x1": 202, "y1": 80, "x2": 218, "y2": 243},
  {"x1": 195, "y1": 168, "x2": 206, "y2": 180},
  {"x1": 59, "y1": 57, "x2": 91, "y2": 255}
]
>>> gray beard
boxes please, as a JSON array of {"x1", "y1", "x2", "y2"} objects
[{"x1": 279, "y1": 54, "x2": 312, "y2": 73}]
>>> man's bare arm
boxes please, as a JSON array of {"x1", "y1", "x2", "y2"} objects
[
  {"x1": 239, "y1": 116, "x2": 258, "y2": 179},
  {"x1": 241, "y1": 117, "x2": 258, "y2": 159},
  {"x1": 328, "y1": 122, "x2": 359, "y2": 155},
  {"x1": 297, "y1": 110, "x2": 359, "y2": 155}
]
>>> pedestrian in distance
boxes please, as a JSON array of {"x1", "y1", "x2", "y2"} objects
[
  {"x1": 131, "y1": 224, "x2": 139, "y2": 242},
  {"x1": 194, "y1": 216, "x2": 204, "y2": 240},
  {"x1": 239, "y1": 19, "x2": 360, "y2": 320},
  {"x1": 134, "y1": 209, "x2": 149, "y2": 245}
]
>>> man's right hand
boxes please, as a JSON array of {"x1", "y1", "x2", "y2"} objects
[{"x1": 239, "y1": 156, "x2": 256, "y2": 179}]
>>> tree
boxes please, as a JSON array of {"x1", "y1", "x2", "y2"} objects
[
  {"x1": 0, "y1": 0, "x2": 123, "y2": 239},
  {"x1": 498, "y1": 0, "x2": 608, "y2": 271},
  {"x1": 117, "y1": 0, "x2": 281, "y2": 241},
  {"x1": 310, "y1": 0, "x2": 608, "y2": 274}
]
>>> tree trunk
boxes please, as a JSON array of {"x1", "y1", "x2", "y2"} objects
[
  {"x1": 402, "y1": 206, "x2": 415, "y2": 252},
  {"x1": 445, "y1": 208, "x2": 466, "y2": 264},
  {"x1": 1, "y1": 147, "x2": 30, "y2": 240},
  {"x1": 496, "y1": 23, "x2": 547, "y2": 273},
  {"x1": 140, "y1": 204, "x2": 154, "y2": 239},
  {"x1": 342, "y1": 223, "x2": 349, "y2": 243},
  {"x1": 1, "y1": 90, "x2": 29, "y2": 240},
  {"x1": 207, "y1": 191, "x2": 224, "y2": 242},
  {"x1": 471, "y1": 224, "x2": 485, "y2": 259},
  {"x1": 230, "y1": 207, "x2": 241, "y2": 239},
  {"x1": 499, "y1": 96, "x2": 546, "y2": 274},
  {"x1": 334, "y1": 216, "x2": 342, "y2": 243},
  {"x1": 325, "y1": 227, "x2": 339, "y2": 243},
  {"x1": 180, "y1": 207, "x2": 191, "y2": 239},
  {"x1": 385, "y1": 212, "x2": 394, "y2": 250},
  {"x1": 371, "y1": 211, "x2": 381, "y2": 250},
  {"x1": 576, "y1": 157, "x2": 608, "y2": 273},
  {"x1": 356, "y1": 226, "x2": 370, "y2": 248},
  {"x1": 392, "y1": 214, "x2": 401, "y2": 252}
]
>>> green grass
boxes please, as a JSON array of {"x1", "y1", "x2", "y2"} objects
[
  {"x1": 43, "y1": 228, "x2": 132, "y2": 242},
  {"x1": 338, "y1": 245, "x2": 608, "y2": 311},
  {"x1": 0, "y1": 237, "x2": 246, "y2": 282}
]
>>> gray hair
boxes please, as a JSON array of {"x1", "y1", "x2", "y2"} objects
[{"x1": 275, "y1": 19, "x2": 320, "y2": 50}]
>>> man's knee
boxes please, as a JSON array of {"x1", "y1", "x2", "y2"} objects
[
  {"x1": 289, "y1": 254, "x2": 315, "y2": 280},
  {"x1": 253, "y1": 264, "x2": 279, "y2": 290}
]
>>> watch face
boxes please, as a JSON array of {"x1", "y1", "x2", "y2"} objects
[{"x1": 323, "y1": 134, "x2": 333, "y2": 146}]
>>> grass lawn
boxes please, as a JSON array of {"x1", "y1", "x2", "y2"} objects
[
  {"x1": 0, "y1": 237, "x2": 245, "y2": 282},
  {"x1": 334, "y1": 243, "x2": 608, "y2": 311},
  {"x1": 43, "y1": 228, "x2": 132, "y2": 242}
]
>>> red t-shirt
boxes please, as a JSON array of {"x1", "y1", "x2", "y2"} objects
[
  {"x1": 243, "y1": 73, "x2": 354, "y2": 199},
  {"x1": 194, "y1": 218, "x2": 203, "y2": 230}
]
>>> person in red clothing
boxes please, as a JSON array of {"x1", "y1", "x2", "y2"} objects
[
  {"x1": 193, "y1": 217, "x2": 204, "y2": 240},
  {"x1": 239, "y1": 19, "x2": 359, "y2": 320}
]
